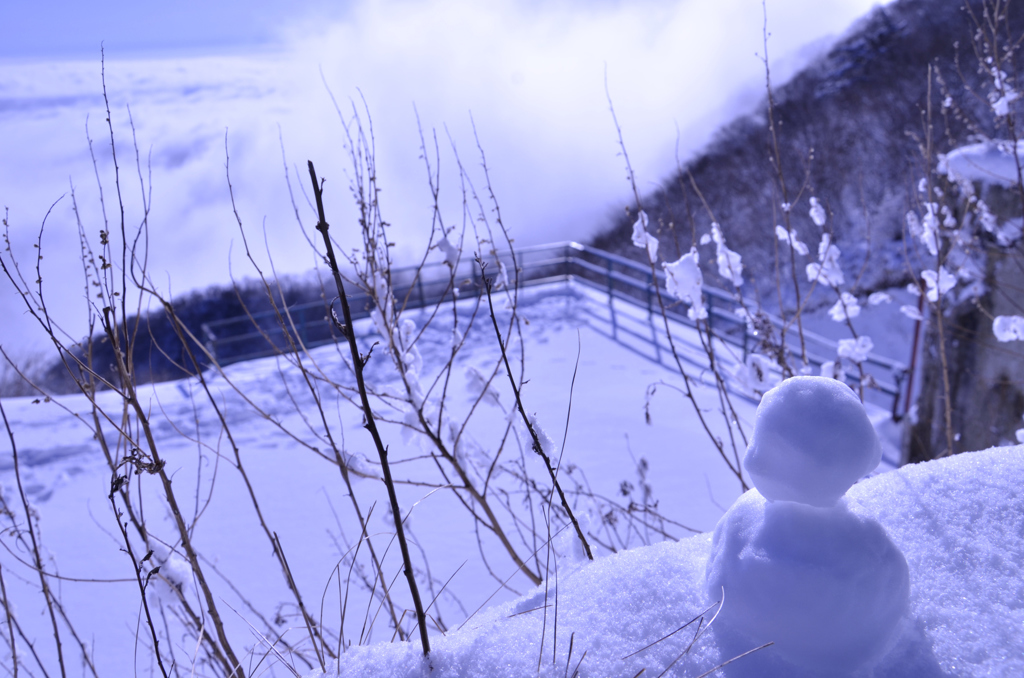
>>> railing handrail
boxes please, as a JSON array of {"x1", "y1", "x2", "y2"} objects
[{"x1": 200, "y1": 241, "x2": 907, "y2": 412}]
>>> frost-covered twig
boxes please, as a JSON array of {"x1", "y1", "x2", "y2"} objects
[{"x1": 607, "y1": 82, "x2": 749, "y2": 491}]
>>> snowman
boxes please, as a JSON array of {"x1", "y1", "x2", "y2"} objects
[{"x1": 705, "y1": 376, "x2": 910, "y2": 676}]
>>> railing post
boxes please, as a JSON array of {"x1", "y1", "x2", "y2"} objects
[
  {"x1": 892, "y1": 369, "x2": 907, "y2": 421},
  {"x1": 650, "y1": 311, "x2": 662, "y2": 364},
  {"x1": 417, "y1": 276, "x2": 426, "y2": 309},
  {"x1": 606, "y1": 257, "x2": 617, "y2": 338},
  {"x1": 201, "y1": 323, "x2": 218, "y2": 366},
  {"x1": 706, "y1": 294, "x2": 714, "y2": 334},
  {"x1": 646, "y1": 272, "x2": 653, "y2": 319},
  {"x1": 742, "y1": 318, "x2": 749, "y2": 362}
]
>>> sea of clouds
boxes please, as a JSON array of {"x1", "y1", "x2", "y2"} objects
[{"x1": 0, "y1": 0, "x2": 883, "y2": 359}]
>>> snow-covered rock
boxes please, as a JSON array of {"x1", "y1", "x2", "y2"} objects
[
  {"x1": 705, "y1": 490, "x2": 909, "y2": 674},
  {"x1": 744, "y1": 376, "x2": 881, "y2": 507}
]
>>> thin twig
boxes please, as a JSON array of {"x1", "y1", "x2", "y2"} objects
[
  {"x1": 480, "y1": 262, "x2": 594, "y2": 561},
  {"x1": 307, "y1": 160, "x2": 431, "y2": 655}
]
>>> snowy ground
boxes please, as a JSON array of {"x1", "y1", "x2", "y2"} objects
[
  {"x1": 1, "y1": 280, "x2": 1000, "y2": 677},
  {"x1": 0, "y1": 281, "x2": 753, "y2": 675}
]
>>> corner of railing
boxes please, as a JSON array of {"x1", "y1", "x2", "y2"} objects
[{"x1": 200, "y1": 322, "x2": 218, "y2": 366}]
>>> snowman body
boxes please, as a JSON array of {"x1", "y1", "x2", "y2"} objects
[{"x1": 705, "y1": 377, "x2": 909, "y2": 674}]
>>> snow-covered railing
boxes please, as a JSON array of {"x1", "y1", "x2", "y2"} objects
[{"x1": 201, "y1": 242, "x2": 908, "y2": 414}]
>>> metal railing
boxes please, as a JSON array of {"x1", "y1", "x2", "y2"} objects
[{"x1": 201, "y1": 242, "x2": 908, "y2": 414}]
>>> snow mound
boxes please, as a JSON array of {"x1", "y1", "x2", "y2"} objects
[
  {"x1": 744, "y1": 376, "x2": 881, "y2": 507},
  {"x1": 705, "y1": 490, "x2": 909, "y2": 673},
  {"x1": 311, "y1": 536, "x2": 722, "y2": 678},
  {"x1": 312, "y1": 446, "x2": 1024, "y2": 678},
  {"x1": 940, "y1": 140, "x2": 1024, "y2": 188}
]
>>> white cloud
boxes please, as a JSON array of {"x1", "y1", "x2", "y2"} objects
[{"x1": 0, "y1": 0, "x2": 886, "y2": 355}]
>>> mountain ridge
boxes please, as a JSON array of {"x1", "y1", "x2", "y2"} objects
[{"x1": 592, "y1": 0, "x2": 1018, "y2": 306}]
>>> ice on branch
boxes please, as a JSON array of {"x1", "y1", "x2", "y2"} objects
[
  {"x1": 838, "y1": 335, "x2": 874, "y2": 362},
  {"x1": 921, "y1": 266, "x2": 956, "y2": 302},
  {"x1": 905, "y1": 201, "x2": 942, "y2": 258},
  {"x1": 806, "y1": 233, "x2": 844, "y2": 286},
  {"x1": 526, "y1": 411, "x2": 557, "y2": 458},
  {"x1": 149, "y1": 545, "x2": 193, "y2": 602},
  {"x1": 906, "y1": 210, "x2": 922, "y2": 238},
  {"x1": 734, "y1": 306, "x2": 756, "y2": 334},
  {"x1": 369, "y1": 272, "x2": 396, "y2": 339},
  {"x1": 945, "y1": 248, "x2": 986, "y2": 301},
  {"x1": 341, "y1": 451, "x2": 372, "y2": 479},
  {"x1": 664, "y1": 248, "x2": 706, "y2": 320},
  {"x1": 775, "y1": 225, "x2": 809, "y2": 255},
  {"x1": 993, "y1": 315, "x2": 1024, "y2": 342},
  {"x1": 820, "y1": 360, "x2": 841, "y2": 379},
  {"x1": 868, "y1": 291, "x2": 892, "y2": 305},
  {"x1": 729, "y1": 354, "x2": 781, "y2": 396},
  {"x1": 630, "y1": 210, "x2": 659, "y2": 262},
  {"x1": 828, "y1": 292, "x2": 860, "y2": 322},
  {"x1": 976, "y1": 199, "x2": 1023, "y2": 247},
  {"x1": 921, "y1": 204, "x2": 940, "y2": 255},
  {"x1": 465, "y1": 365, "x2": 501, "y2": 406},
  {"x1": 709, "y1": 222, "x2": 743, "y2": 286},
  {"x1": 496, "y1": 261, "x2": 510, "y2": 289},
  {"x1": 993, "y1": 92, "x2": 1019, "y2": 117},
  {"x1": 438, "y1": 235, "x2": 460, "y2": 267},
  {"x1": 899, "y1": 304, "x2": 924, "y2": 321},
  {"x1": 941, "y1": 204, "x2": 957, "y2": 228},
  {"x1": 399, "y1": 318, "x2": 422, "y2": 372},
  {"x1": 809, "y1": 196, "x2": 827, "y2": 227},
  {"x1": 987, "y1": 66, "x2": 1020, "y2": 117}
]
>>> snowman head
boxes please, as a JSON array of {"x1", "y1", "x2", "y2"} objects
[{"x1": 744, "y1": 376, "x2": 881, "y2": 507}]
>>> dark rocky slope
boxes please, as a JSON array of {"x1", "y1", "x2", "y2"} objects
[{"x1": 592, "y1": 0, "x2": 1020, "y2": 307}]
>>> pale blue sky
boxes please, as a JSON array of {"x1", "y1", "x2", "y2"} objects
[{"x1": 3, "y1": 0, "x2": 351, "y2": 59}]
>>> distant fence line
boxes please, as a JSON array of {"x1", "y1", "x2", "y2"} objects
[{"x1": 201, "y1": 242, "x2": 909, "y2": 416}]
